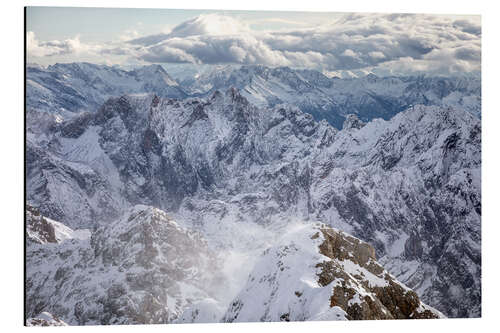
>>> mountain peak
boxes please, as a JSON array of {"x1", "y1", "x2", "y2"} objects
[
  {"x1": 342, "y1": 114, "x2": 366, "y2": 130},
  {"x1": 225, "y1": 87, "x2": 249, "y2": 105},
  {"x1": 137, "y1": 63, "x2": 167, "y2": 74}
]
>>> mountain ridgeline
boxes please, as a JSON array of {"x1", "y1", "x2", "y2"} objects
[
  {"x1": 26, "y1": 62, "x2": 481, "y2": 323},
  {"x1": 27, "y1": 63, "x2": 480, "y2": 128}
]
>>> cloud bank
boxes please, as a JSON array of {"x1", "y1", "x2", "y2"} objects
[{"x1": 27, "y1": 12, "x2": 481, "y2": 76}]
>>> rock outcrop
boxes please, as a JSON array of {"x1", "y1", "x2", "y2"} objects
[{"x1": 223, "y1": 223, "x2": 443, "y2": 322}]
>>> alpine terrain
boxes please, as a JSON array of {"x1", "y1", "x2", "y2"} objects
[{"x1": 25, "y1": 62, "x2": 481, "y2": 325}]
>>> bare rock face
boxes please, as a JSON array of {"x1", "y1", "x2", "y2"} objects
[
  {"x1": 342, "y1": 114, "x2": 366, "y2": 130},
  {"x1": 26, "y1": 206, "x2": 57, "y2": 244},
  {"x1": 317, "y1": 227, "x2": 440, "y2": 320},
  {"x1": 223, "y1": 223, "x2": 443, "y2": 322}
]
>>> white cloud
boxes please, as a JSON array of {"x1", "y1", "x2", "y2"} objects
[
  {"x1": 369, "y1": 51, "x2": 386, "y2": 60},
  {"x1": 28, "y1": 13, "x2": 481, "y2": 76},
  {"x1": 27, "y1": 31, "x2": 104, "y2": 61},
  {"x1": 169, "y1": 14, "x2": 250, "y2": 37},
  {"x1": 342, "y1": 49, "x2": 357, "y2": 57},
  {"x1": 27, "y1": 31, "x2": 85, "y2": 57}
]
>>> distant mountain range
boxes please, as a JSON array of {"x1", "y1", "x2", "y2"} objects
[
  {"x1": 27, "y1": 62, "x2": 480, "y2": 128},
  {"x1": 26, "y1": 62, "x2": 187, "y2": 119}
]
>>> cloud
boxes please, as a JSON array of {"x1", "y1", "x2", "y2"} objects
[
  {"x1": 135, "y1": 34, "x2": 291, "y2": 66},
  {"x1": 28, "y1": 13, "x2": 481, "y2": 76},
  {"x1": 27, "y1": 30, "x2": 137, "y2": 66},
  {"x1": 27, "y1": 31, "x2": 85, "y2": 57},
  {"x1": 369, "y1": 51, "x2": 386, "y2": 60},
  {"x1": 129, "y1": 13, "x2": 480, "y2": 75},
  {"x1": 169, "y1": 14, "x2": 250, "y2": 37},
  {"x1": 342, "y1": 49, "x2": 357, "y2": 57},
  {"x1": 129, "y1": 14, "x2": 250, "y2": 46},
  {"x1": 140, "y1": 44, "x2": 200, "y2": 64},
  {"x1": 27, "y1": 31, "x2": 103, "y2": 60},
  {"x1": 453, "y1": 19, "x2": 481, "y2": 36}
]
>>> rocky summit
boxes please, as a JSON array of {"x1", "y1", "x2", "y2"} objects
[{"x1": 223, "y1": 223, "x2": 443, "y2": 322}]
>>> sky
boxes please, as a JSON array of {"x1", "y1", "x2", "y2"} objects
[{"x1": 26, "y1": 7, "x2": 481, "y2": 77}]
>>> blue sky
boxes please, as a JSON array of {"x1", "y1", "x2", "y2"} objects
[{"x1": 26, "y1": 7, "x2": 481, "y2": 76}]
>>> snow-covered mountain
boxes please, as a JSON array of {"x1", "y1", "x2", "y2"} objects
[
  {"x1": 26, "y1": 86, "x2": 480, "y2": 319},
  {"x1": 26, "y1": 62, "x2": 187, "y2": 118},
  {"x1": 26, "y1": 62, "x2": 480, "y2": 130},
  {"x1": 182, "y1": 65, "x2": 481, "y2": 128}
]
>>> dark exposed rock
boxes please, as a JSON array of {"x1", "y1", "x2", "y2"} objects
[
  {"x1": 26, "y1": 205, "x2": 57, "y2": 244},
  {"x1": 317, "y1": 227, "x2": 440, "y2": 320},
  {"x1": 342, "y1": 114, "x2": 366, "y2": 130},
  {"x1": 26, "y1": 312, "x2": 68, "y2": 326},
  {"x1": 404, "y1": 232, "x2": 424, "y2": 260},
  {"x1": 223, "y1": 223, "x2": 442, "y2": 322}
]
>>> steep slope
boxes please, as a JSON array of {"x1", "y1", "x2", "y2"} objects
[
  {"x1": 26, "y1": 137, "x2": 126, "y2": 230},
  {"x1": 27, "y1": 89, "x2": 335, "y2": 229},
  {"x1": 223, "y1": 223, "x2": 443, "y2": 322},
  {"x1": 308, "y1": 105, "x2": 481, "y2": 317},
  {"x1": 26, "y1": 205, "x2": 224, "y2": 325},
  {"x1": 26, "y1": 89, "x2": 480, "y2": 317}
]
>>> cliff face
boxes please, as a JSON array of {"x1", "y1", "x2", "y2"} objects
[{"x1": 223, "y1": 223, "x2": 443, "y2": 322}]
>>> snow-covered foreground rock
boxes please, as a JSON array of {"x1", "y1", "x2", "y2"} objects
[
  {"x1": 26, "y1": 207, "x2": 443, "y2": 324},
  {"x1": 26, "y1": 87, "x2": 480, "y2": 318},
  {"x1": 224, "y1": 223, "x2": 443, "y2": 322}
]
